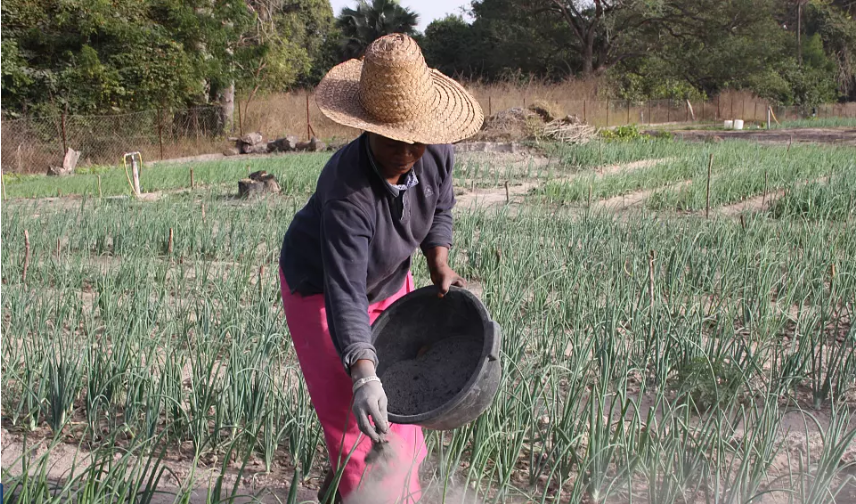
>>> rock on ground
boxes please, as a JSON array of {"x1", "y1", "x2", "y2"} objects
[
  {"x1": 238, "y1": 170, "x2": 281, "y2": 198},
  {"x1": 47, "y1": 148, "x2": 81, "y2": 176}
]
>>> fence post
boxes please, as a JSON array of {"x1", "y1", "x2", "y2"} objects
[
  {"x1": 606, "y1": 98, "x2": 610, "y2": 127},
  {"x1": 306, "y1": 92, "x2": 311, "y2": 141},
  {"x1": 648, "y1": 101, "x2": 652, "y2": 124},
  {"x1": 488, "y1": 95, "x2": 492, "y2": 117},
  {"x1": 194, "y1": 108, "x2": 200, "y2": 151},
  {"x1": 717, "y1": 95, "x2": 721, "y2": 119},
  {"x1": 667, "y1": 100, "x2": 671, "y2": 123},
  {"x1": 583, "y1": 100, "x2": 587, "y2": 123},
  {"x1": 627, "y1": 100, "x2": 631, "y2": 125},
  {"x1": 702, "y1": 100, "x2": 705, "y2": 122},
  {"x1": 158, "y1": 108, "x2": 165, "y2": 160},
  {"x1": 61, "y1": 105, "x2": 68, "y2": 154}
]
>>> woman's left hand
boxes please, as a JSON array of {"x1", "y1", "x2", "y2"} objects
[
  {"x1": 430, "y1": 263, "x2": 465, "y2": 297},
  {"x1": 426, "y1": 246, "x2": 465, "y2": 297}
]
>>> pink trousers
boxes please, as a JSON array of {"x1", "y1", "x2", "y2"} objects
[{"x1": 278, "y1": 268, "x2": 427, "y2": 503}]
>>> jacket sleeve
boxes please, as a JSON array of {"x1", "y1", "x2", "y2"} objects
[
  {"x1": 420, "y1": 145, "x2": 456, "y2": 252},
  {"x1": 320, "y1": 198, "x2": 378, "y2": 372}
]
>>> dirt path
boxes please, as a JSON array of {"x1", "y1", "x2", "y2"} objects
[
  {"x1": 592, "y1": 180, "x2": 692, "y2": 212},
  {"x1": 455, "y1": 182, "x2": 538, "y2": 210},
  {"x1": 452, "y1": 156, "x2": 675, "y2": 212},
  {"x1": 714, "y1": 176, "x2": 831, "y2": 217},
  {"x1": 595, "y1": 157, "x2": 674, "y2": 177},
  {"x1": 715, "y1": 191, "x2": 784, "y2": 217},
  {"x1": 656, "y1": 127, "x2": 856, "y2": 146}
]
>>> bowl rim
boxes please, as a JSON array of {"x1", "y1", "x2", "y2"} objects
[{"x1": 370, "y1": 285, "x2": 498, "y2": 424}]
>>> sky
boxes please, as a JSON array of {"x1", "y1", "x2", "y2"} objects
[{"x1": 329, "y1": 0, "x2": 473, "y2": 32}]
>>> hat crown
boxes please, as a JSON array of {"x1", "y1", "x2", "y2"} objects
[{"x1": 358, "y1": 34, "x2": 438, "y2": 123}]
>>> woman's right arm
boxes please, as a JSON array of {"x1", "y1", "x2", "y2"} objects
[
  {"x1": 320, "y1": 199, "x2": 378, "y2": 373},
  {"x1": 320, "y1": 199, "x2": 389, "y2": 440}
]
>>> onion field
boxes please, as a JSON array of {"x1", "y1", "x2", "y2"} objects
[{"x1": 2, "y1": 138, "x2": 855, "y2": 504}]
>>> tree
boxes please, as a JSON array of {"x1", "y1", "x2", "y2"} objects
[
  {"x1": 0, "y1": 0, "x2": 331, "y2": 124},
  {"x1": 804, "y1": 0, "x2": 856, "y2": 100},
  {"x1": 336, "y1": 0, "x2": 419, "y2": 60},
  {"x1": 534, "y1": 0, "x2": 654, "y2": 77},
  {"x1": 0, "y1": 0, "x2": 205, "y2": 115},
  {"x1": 422, "y1": 16, "x2": 477, "y2": 77},
  {"x1": 426, "y1": 0, "x2": 582, "y2": 81}
]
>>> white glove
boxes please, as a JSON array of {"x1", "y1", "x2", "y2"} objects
[{"x1": 351, "y1": 376, "x2": 389, "y2": 443}]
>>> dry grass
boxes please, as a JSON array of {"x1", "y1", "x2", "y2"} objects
[
  {"x1": 2, "y1": 80, "x2": 851, "y2": 175},
  {"x1": 240, "y1": 85, "x2": 785, "y2": 139}
]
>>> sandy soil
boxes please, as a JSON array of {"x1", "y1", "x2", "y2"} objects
[
  {"x1": 0, "y1": 428, "x2": 319, "y2": 503},
  {"x1": 5, "y1": 399, "x2": 854, "y2": 504}
]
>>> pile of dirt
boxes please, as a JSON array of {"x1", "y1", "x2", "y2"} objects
[
  {"x1": 382, "y1": 337, "x2": 482, "y2": 416},
  {"x1": 471, "y1": 107, "x2": 543, "y2": 142},
  {"x1": 472, "y1": 103, "x2": 597, "y2": 144}
]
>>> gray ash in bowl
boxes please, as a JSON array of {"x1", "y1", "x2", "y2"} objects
[{"x1": 381, "y1": 337, "x2": 483, "y2": 416}]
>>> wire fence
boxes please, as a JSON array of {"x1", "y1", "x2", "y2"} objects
[
  {"x1": 2, "y1": 97, "x2": 855, "y2": 174},
  {"x1": 1, "y1": 107, "x2": 227, "y2": 175}
]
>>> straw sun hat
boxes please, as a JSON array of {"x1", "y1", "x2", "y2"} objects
[{"x1": 315, "y1": 33, "x2": 484, "y2": 145}]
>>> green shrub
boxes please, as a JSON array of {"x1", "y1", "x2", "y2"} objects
[{"x1": 600, "y1": 124, "x2": 649, "y2": 142}]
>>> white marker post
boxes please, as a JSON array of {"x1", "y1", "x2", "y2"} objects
[{"x1": 123, "y1": 152, "x2": 144, "y2": 197}]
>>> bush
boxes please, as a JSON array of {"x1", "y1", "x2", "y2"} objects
[{"x1": 600, "y1": 124, "x2": 649, "y2": 142}]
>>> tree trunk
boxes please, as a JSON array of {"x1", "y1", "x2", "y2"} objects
[
  {"x1": 582, "y1": 44, "x2": 594, "y2": 76},
  {"x1": 220, "y1": 82, "x2": 235, "y2": 135}
]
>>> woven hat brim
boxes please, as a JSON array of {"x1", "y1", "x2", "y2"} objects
[{"x1": 315, "y1": 59, "x2": 484, "y2": 145}]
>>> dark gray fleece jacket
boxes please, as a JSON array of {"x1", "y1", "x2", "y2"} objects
[{"x1": 279, "y1": 132, "x2": 455, "y2": 372}]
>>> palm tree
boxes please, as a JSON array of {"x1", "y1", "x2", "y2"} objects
[{"x1": 336, "y1": 0, "x2": 420, "y2": 60}]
